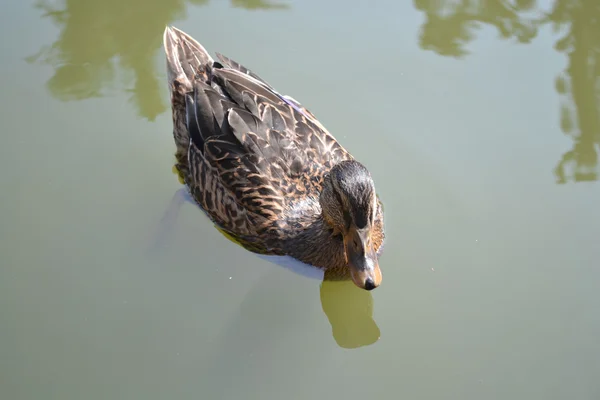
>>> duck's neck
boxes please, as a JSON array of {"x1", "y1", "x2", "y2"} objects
[
  {"x1": 276, "y1": 196, "x2": 385, "y2": 278},
  {"x1": 279, "y1": 200, "x2": 349, "y2": 275}
]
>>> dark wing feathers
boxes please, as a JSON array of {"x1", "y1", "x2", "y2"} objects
[
  {"x1": 185, "y1": 84, "x2": 219, "y2": 150},
  {"x1": 186, "y1": 94, "x2": 286, "y2": 222},
  {"x1": 214, "y1": 68, "x2": 283, "y2": 106},
  {"x1": 215, "y1": 52, "x2": 274, "y2": 89},
  {"x1": 179, "y1": 39, "x2": 354, "y2": 228}
]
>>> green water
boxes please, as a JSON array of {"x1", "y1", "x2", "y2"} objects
[{"x1": 1, "y1": 0, "x2": 599, "y2": 399}]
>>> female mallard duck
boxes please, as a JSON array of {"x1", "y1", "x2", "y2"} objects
[{"x1": 163, "y1": 26, "x2": 385, "y2": 290}]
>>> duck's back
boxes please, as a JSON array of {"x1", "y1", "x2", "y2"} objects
[{"x1": 163, "y1": 26, "x2": 352, "y2": 242}]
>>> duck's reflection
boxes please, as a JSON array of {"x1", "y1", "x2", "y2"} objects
[
  {"x1": 249, "y1": 258, "x2": 381, "y2": 349},
  {"x1": 150, "y1": 188, "x2": 381, "y2": 349},
  {"x1": 321, "y1": 271, "x2": 380, "y2": 348},
  {"x1": 27, "y1": 0, "x2": 289, "y2": 121},
  {"x1": 414, "y1": 0, "x2": 600, "y2": 183}
]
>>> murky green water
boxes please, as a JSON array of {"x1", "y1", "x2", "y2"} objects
[{"x1": 1, "y1": 0, "x2": 599, "y2": 399}]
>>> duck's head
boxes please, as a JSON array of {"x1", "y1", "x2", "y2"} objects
[{"x1": 320, "y1": 160, "x2": 382, "y2": 291}]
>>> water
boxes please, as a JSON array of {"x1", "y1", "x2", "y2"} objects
[{"x1": 1, "y1": 0, "x2": 599, "y2": 399}]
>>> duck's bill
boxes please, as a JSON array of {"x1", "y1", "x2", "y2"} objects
[{"x1": 344, "y1": 229, "x2": 382, "y2": 291}]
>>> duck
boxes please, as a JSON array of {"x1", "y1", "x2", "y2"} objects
[{"x1": 163, "y1": 26, "x2": 385, "y2": 290}]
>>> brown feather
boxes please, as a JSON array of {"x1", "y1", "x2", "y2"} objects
[{"x1": 162, "y1": 26, "x2": 385, "y2": 270}]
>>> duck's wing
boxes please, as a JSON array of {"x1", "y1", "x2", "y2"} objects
[
  {"x1": 164, "y1": 26, "x2": 352, "y2": 235},
  {"x1": 213, "y1": 52, "x2": 353, "y2": 168},
  {"x1": 185, "y1": 76, "x2": 306, "y2": 230}
]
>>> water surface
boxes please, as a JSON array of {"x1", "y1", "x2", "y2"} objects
[{"x1": 1, "y1": 0, "x2": 599, "y2": 399}]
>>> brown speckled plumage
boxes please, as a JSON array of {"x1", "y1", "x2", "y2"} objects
[{"x1": 163, "y1": 26, "x2": 385, "y2": 288}]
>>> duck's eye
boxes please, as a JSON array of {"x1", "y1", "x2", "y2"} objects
[{"x1": 342, "y1": 209, "x2": 352, "y2": 230}]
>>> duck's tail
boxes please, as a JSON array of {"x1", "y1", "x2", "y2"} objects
[
  {"x1": 163, "y1": 26, "x2": 214, "y2": 93},
  {"x1": 163, "y1": 26, "x2": 214, "y2": 185}
]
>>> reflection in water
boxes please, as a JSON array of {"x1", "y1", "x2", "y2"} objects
[
  {"x1": 26, "y1": 0, "x2": 289, "y2": 121},
  {"x1": 151, "y1": 188, "x2": 380, "y2": 349},
  {"x1": 321, "y1": 272, "x2": 380, "y2": 348},
  {"x1": 548, "y1": 2, "x2": 600, "y2": 183},
  {"x1": 231, "y1": 0, "x2": 289, "y2": 10},
  {"x1": 415, "y1": 0, "x2": 600, "y2": 183}
]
